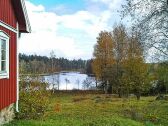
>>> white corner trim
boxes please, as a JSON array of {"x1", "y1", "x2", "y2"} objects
[
  {"x1": 0, "y1": 20, "x2": 17, "y2": 33},
  {"x1": 16, "y1": 23, "x2": 19, "y2": 112}
]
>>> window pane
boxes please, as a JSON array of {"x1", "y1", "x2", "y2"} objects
[
  {"x1": 0, "y1": 39, "x2": 7, "y2": 72},
  {"x1": 1, "y1": 61, "x2": 6, "y2": 71},
  {"x1": 1, "y1": 39, "x2": 6, "y2": 50},
  {"x1": 1, "y1": 50, "x2": 6, "y2": 60}
]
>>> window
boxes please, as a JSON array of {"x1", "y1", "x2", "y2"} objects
[{"x1": 0, "y1": 31, "x2": 9, "y2": 79}]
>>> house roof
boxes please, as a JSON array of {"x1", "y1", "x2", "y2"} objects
[{"x1": 12, "y1": 0, "x2": 31, "y2": 33}]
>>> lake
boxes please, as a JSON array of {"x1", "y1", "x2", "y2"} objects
[{"x1": 44, "y1": 72, "x2": 96, "y2": 90}]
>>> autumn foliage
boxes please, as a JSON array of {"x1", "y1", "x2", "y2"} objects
[{"x1": 92, "y1": 25, "x2": 151, "y2": 100}]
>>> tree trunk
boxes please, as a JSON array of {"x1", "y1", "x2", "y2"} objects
[
  {"x1": 119, "y1": 92, "x2": 122, "y2": 98},
  {"x1": 136, "y1": 92, "x2": 141, "y2": 100},
  {"x1": 95, "y1": 79, "x2": 98, "y2": 88},
  {"x1": 104, "y1": 84, "x2": 108, "y2": 94},
  {"x1": 118, "y1": 86, "x2": 122, "y2": 98},
  {"x1": 125, "y1": 87, "x2": 129, "y2": 98},
  {"x1": 52, "y1": 85, "x2": 55, "y2": 94}
]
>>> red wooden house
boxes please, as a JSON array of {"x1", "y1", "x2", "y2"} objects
[{"x1": 0, "y1": 0, "x2": 31, "y2": 117}]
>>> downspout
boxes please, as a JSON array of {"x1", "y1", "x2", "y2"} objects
[{"x1": 16, "y1": 22, "x2": 19, "y2": 112}]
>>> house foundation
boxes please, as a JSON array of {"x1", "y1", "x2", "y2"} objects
[{"x1": 0, "y1": 104, "x2": 14, "y2": 125}]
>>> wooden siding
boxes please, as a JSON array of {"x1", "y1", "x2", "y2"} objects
[
  {"x1": 0, "y1": 0, "x2": 17, "y2": 110},
  {"x1": 0, "y1": 26, "x2": 17, "y2": 110},
  {"x1": 0, "y1": 0, "x2": 17, "y2": 28}
]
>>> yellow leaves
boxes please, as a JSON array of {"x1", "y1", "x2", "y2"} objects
[
  {"x1": 92, "y1": 31, "x2": 115, "y2": 80},
  {"x1": 92, "y1": 25, "x2": 151, "y2": 96}
]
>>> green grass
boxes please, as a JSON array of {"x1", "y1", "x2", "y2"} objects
[{"x1": 5, "y1": 93, "x2": 168, "y2": 126}]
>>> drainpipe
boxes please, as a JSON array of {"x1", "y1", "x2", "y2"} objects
[{"x1": 16, "y1": 22, "x2": 19, "y2": 112}]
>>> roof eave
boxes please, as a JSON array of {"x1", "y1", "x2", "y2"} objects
[
  {"x1": 20, "y1": 0, "x2": 31, "y2": 33},
  {"x1": 12, "y1": 0, "x2": 31, "y2": 33}
]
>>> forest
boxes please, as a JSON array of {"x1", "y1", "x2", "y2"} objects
[{"x1": 19, "y1": 53, "x2": 92, "y2": 74}]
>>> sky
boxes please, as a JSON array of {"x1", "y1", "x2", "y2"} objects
[{"x1": 20, "y1": 0, "x2": 126, "y2": 60}]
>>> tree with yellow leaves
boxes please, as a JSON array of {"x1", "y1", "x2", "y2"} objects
[
  {"x1": 112, "y1": 24, "x2": 128, "y2": 96},
  {"x1": 122, "y1": 30, "x2": 149, "y2": 100},
  {"x1": 92, "y1": 26, "x2": 151, "y2": 98},
  {"x1": 92, "y1": 31, "x2": 115, "y2": 93}
]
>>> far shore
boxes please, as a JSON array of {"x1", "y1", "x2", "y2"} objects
[{"x1": 20, "y1": 70, "x2": 88, "y2": 77}]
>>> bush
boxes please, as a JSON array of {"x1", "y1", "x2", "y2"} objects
[{"x1": 16, "y1": 80, "x2": 50, "y2": 120}]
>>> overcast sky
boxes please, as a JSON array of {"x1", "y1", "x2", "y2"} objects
[{"x1": 20, "y1": 0, "x2": 127, "y2": 59}]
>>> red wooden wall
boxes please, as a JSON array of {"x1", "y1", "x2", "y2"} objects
[
  {"x1": 0, "y1": 0, "x2": 17, "y2": 28},
  {"x1": 0, "y1": 0, "x2": 17, "y2": 110}
]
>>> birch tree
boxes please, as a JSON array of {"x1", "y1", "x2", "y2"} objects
[
  {"x1": 112, "y1": 24, "x2": 128, "y2": 97},
  {"x1": 122, "y1": 31, "x2": 149, "y2": 100},
  {"x1": 92, "y1": 31, "x2": 115, "y2": 93},
  {"x1": 122, "y1": 0, "x2": 168, "y2": 60}
]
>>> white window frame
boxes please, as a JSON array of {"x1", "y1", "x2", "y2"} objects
[{"x1": 0, "y1": 30, "x2": 9, "y2": 79}]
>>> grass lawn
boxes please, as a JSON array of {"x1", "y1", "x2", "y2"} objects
[{"x1": 5, "y1": 93, "x2": 168, "y2": 126}]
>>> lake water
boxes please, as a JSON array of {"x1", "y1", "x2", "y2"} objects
[{"x1": 44, "y1": 72, "x2": 96, "y2": 90}]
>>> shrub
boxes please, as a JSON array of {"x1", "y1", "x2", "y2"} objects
[
  {"x1": 144, "y1": 113, "x2": 159, "y2": 123},
  {"x1": 16, "y1": 80, "x2": 50, "y2": 120}
]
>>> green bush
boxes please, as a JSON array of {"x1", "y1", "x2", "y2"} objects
[{"x1": 16, "y1": 80, "x2": 50, "y2": 120}]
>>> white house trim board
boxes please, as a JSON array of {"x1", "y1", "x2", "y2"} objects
[
  {"x1": 0, "y1": 30, "x2": 10, "y2": 38},
  {"x1": 0, "y1": 20, "x2": 17, "y2": 33},
  {"x1": 16, "y1": 23, "x2": 19, "y2": 112}
]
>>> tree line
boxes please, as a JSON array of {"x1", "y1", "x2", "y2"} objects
[{"x1": 19, "y1": 53, "x2": 92, "y2": 74}]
